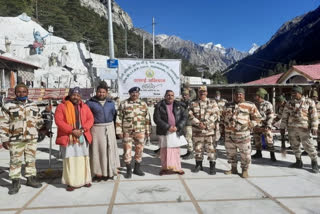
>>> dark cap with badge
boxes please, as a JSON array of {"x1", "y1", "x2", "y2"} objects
[{"x1": 128, "y1": 87, "x2": 140, "y2": 93}]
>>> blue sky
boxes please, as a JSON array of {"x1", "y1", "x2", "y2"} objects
[{"x1": 116, "y1": 0, "x2": 320, "y2": 52}]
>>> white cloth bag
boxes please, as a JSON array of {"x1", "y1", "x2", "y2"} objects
[{"x1": 159, "y1": 132, "x2": 188, "y2": 148}]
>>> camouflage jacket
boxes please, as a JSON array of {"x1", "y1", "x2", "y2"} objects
[
  {"x1": 189, "y1": 98, "x2": 219, "y2": 136},
  {"x1": 215, "y1": 98, "x2": 227, "y2": 121},
  {"x1": 316, "y1": 101, "x2": 320, "y2": 120},
  {"x1": 280, "y1": 96, "x2": 318, "y2": 130},
  {"x1": 274, "y1": 101, "x2": 286, "y2": 123},
  {"x1": 181, "y1": 99, "x2": 192, "y2": 126},
  {"x1": 116, "y1": 98, "x2": 151, "y2": 135},
  {"x1": 0, "y1": 99, "x2": 43, "y2": 142},
  {"x1": 222, "y1": 101, "x2": 261, "y2": 140},
  {"x1": 255, "y1": 100, "x2": 274, "y2": 129}
]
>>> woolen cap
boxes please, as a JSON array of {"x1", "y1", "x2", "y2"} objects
[
  {"x1": 311, "y1": 90, "x2": 318, "y2": 97},
  {"x1": 256, "y1": 88, "x2": 268, "y2": 98},
  {"x1": 276, "y1": 95, "x2": 286, "y2": 102},
  {"x1": 69, "y1": 86, "x2": 81, "y2": 95},
  {"x1": 15, "y1": 83, "x2": 28, "y2": 92},
  {"x1": 235, "y1": 87, "x2": 245, "y2": 94},
  {"x1": 292, "y1": 86, "x2": 303, "y2": 94}
]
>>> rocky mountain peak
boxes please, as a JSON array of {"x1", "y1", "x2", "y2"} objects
[{"x1": 80, "y1": 0, "x2": 133, "y2": 29}]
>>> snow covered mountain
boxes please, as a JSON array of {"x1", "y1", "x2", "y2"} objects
[
  {"x1": 248, "y1": 43, "x2": 259, "y2": 54},
  {"x1": 136, "y1": 29, "x2": 248, "y2": 73}
]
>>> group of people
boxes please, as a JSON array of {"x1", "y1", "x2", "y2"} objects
[{"x1": 1, "y1": 82, "x2": 319, "y2": 195}]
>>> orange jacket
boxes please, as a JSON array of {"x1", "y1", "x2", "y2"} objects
[{"x1": 55, "y1": 97, "x2": 94, "y2": 147}]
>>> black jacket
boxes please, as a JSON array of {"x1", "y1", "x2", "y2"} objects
[{"x1": 153, "y1": 100, "x2": 188, "y2": 136}]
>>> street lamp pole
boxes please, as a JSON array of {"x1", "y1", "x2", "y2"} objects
[{"x1": 108, "y1": 0, "x2": 115, "y2": 59}]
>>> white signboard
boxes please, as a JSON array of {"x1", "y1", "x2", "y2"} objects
[
  {"x1": 118, "y1": 59, "x2": 181, "y2": 98},
  {"x1": 97, "y1": 67, "x2": 118, "y2": 80}
]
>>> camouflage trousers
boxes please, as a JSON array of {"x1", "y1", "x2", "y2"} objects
[
  {"x1": 123, "y1": 132, "x2": 145, "y2": 164},
  {"x1": 215, "y1": 122, "x2": 221, "y2": 142},
  {"x1": 288, "y1": 127, "x2": 318, "y2": 160},
  {"x1": 225, "y1": 134, "x2": 251, "y2": 170},
  {"x1": 193, "y1": 135, "x2": 217, "y2": 161},
  {"x1": 184, "y1": 125, "x2": 193, "y2": 151},
  {"x1": 253, "y1": 129, "x2": 274, "y2": 151},
  {"x1": 9, "y1": 140, "x2": 37, "y2": 179},
  {"x1": 317, "y1": 128, "x2": 320, "y2": 144}
]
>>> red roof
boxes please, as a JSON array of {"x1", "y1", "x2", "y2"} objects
[
  {"x1": 0, "y1": 55, "x2": 40, "y2": 69},
  {"x1": 246, "y1": 73, "x2": 283, "y2": 85},
  {"x1": 292, "y1": 64, "x2": 320, "y2": 80},
  {"x1": 277, "y1": 63, "x2": 320, "y2": 83}
]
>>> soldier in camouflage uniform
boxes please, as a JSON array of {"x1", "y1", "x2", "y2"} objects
[
  {"x1": 214, "y1": 90, "x2": 227, "y2": 142},
  {"x1": 189, "y1": 85, "x2": 220, "y2": 175},
  {"x1": 180, "y1": 89, "x2": 194, "y2": 160},
  {"x1": 311, "y1": 90, "x2": 320, "y2": 151},
  {"x1": 280, "y1": 86, "x2": 319, "y2": 173},
  {"x1": 116, "y1": 87, "x2": 151, "y2": 178},
  {"x1": 1, "y1": 83, "x2": 44, "y2": 195},
  {"x1": 252, "y1": 88, "x2": 276, "y2": 161},
  {"x1": 222, "y1": 88, "x2": 261, "y2": 178},
  {"x1": 182, "y1": 82, "x2": 196, "y2": 101},
  {"x1": 273, "y1": 95, "x2": 287, "y2": 149}
]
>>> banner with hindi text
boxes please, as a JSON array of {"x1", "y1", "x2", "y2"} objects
[{"x1": 118, "y1": 59, "x2": 181, "y2": 98}]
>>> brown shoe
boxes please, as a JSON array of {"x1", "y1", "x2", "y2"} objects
[
  {"x1": 241, "y1": 169, "x2": 249, "y2": 178},
  {"x1": 224, "y1": 166, "x2": 238, "y2": 175}
]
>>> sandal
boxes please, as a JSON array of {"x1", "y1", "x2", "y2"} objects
[
  {"x1": 84, "y1": 183, "x2": 92, "y2": 188},
  {"x1": 177, "y1": 170, "x2": 185, "y2": 175},
  {"x1": 66, "y1": 185, "x2": 75, "y2": 191}
]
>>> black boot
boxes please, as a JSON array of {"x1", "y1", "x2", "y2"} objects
[
  {"x1": 133, "y1": 162, "x2": 145, "y2": 176},
  {"x1": 270, "y1": 152, "x2": 277, "y2": 162},
  {"x1": 209, "y1": 161, "x2": 216, "y2": 175},
  {"x1": 26, "y1": 176, "x2": 42, "y2": 188},
  {"x1": 193, "y1": 161, "x2": 203, "y2": 173},
  {"x1": 182, "y1": 150, "x2": 194, "y2": 160},
  {"x1": 317, "y1": 142, "x2": 320, "y2": 151},
  {"x1": 8, "y1": 179, "x2": 21, "y2": 195},
  {"x1": 311, "y1": 160, "x2": 319, "y2": 173},
  {"x1": 289, "y1": 157, "x2": 303, "y2": 168},
  {"x1": 281, "y1": 139, "x2": 286, "y2": 149},
  {"x1": 125, "y1": 164, "x2": 132, "y2": 179},
  {"x1": 251, "y1": 150, "x2": 262, "y2": 159}
]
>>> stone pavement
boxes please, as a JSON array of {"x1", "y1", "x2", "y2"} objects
[{"x1": 0, "y1": 131, "x2": 320, "y2": 214}]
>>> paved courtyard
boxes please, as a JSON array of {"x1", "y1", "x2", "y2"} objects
[{"x1": 0, "y1": 128, "x2": 320, "y2": 214}]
